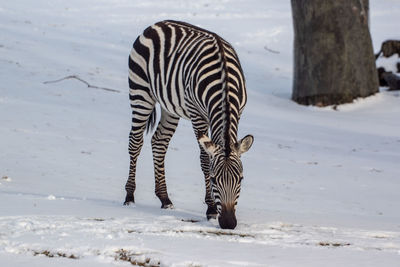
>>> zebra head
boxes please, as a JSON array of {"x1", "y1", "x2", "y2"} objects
[{"x1": 199, "y1": 134, "x2": 254, "y2": 229}]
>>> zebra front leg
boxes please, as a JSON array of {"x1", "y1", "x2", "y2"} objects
[
  {"x1": 200, "y1": 148, "x2": 218, "y2": 220},
  {"x1": 191, "y1": 119, "x2": 218, "y2": 220},
  {"x1": 151, "y1": 110, "x2": 180, "y2": 209}
]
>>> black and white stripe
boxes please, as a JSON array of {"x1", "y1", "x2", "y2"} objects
[{"x1": 124, "y1": 20, "x2": 253, "y2": 229}]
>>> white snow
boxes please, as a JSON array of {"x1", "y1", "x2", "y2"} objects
[
  {"x1": 47, "y1": 194, "x2": 56, "y2": 200},
  {"x1": 1, "y1": 0, "x2": 400, "y2": 266}
]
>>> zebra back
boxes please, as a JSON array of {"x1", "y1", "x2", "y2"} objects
[{"x1": 130, "y1": 20, "x2": 247, "y2": 154}]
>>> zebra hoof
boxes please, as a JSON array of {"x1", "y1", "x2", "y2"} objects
[
  {"x1": 206, "y1": 213, "x2": 217, "y2": 220},
  {"x1": 162, "y1": 203, "x2": 174, "y2": 209},
  {"x1": 161, "y1": 198, "x2": 174, "y2": 209},
  {"x1": 206, "y1": 205, "x2": 218, "y2": 220},
  {"x1": 124, "y1": 194, "x2": 135, "y2": 205}
]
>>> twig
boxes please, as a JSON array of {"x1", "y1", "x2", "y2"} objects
[
  {"x1": 43, "y1": 75, "x2": 121, "y2": 93},
  {"x1": 264, "y1": 45, "x2": 280, "y2": 54}
]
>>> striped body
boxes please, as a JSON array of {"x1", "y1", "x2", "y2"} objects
[{"x1": 125, "y1": 21, "x2": 253, "y2": 229}]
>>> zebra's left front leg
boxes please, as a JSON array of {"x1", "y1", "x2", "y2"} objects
[{"x1": 152, "y1": 110, "x2": 180, "y2": 209}]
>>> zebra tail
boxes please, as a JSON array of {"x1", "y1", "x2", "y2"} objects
[{"x1": 145, "y1": 106, "x2": 157, "y2": 134}]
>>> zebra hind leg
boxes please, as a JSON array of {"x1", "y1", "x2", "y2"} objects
[
  {"x1": 151, "y1": 110, "x2": 180, "y2": 209},
  {"x1": 124, "y1": 101, "x2": 156, "y2": 205}
]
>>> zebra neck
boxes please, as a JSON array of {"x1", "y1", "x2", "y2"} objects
[
  {"x1": 215, "y1": 36, "x2": 232, "y2": 156},
  {"x1": 210, "y1": 124, "x2": 237, "y2": 156}
]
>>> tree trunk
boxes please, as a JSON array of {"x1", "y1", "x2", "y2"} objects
[{"x1": 291, "y1": 0, "x2": 379, "y2": 106}]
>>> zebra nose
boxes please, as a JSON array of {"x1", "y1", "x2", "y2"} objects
[
  {"x1": 218, "y1": 205, "x2": 237, "y2": 229},
  {"x1": 218, "y1": 212, "x2": 237, "y2": 229}
]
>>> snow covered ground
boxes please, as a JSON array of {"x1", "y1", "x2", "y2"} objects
[{"x1": 1, "y1": 0, "x2": 400, "y2": 266}]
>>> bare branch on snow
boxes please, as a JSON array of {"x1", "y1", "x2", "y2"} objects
[
  {"x1": 263, "y1": 45, "x2": 280, "y2": 54},
  {"x1": 43, "y1": 75, "x2": 121, "y2": 93}
]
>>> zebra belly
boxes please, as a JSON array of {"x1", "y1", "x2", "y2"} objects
[
  {"x1": 152, "y1": 84, "x2": 192, "y2": 120},
  {"x1": 158, "y1": 99, "x2": 191, "y2": 120}
]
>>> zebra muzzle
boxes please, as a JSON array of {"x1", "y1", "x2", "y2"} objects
[{"x1": 218, "y1": 203, "x2": 237, "y2": 230}]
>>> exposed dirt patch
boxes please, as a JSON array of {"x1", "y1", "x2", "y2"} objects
[
  {"x1": 115, "y1": 249, "x2": 160, "y2": 267},
  {"x1": 32, "y1": 250, "x2": 78, "y2": 259},
  {"x1": 196, "y1": 230, "x2": 254, "y2": 238},
  {"x1": 181, "y1": 219, "x2": 200, "y2": 223},
  {"x1": 318, "y1": 241, "x2": 351, "y2": 247},
  {"x1": 126, "y1": 228, "x2": 255, "y2": 238},
  {"x1": 91, "y1": 218, "x2": 105, "y2": 221}
]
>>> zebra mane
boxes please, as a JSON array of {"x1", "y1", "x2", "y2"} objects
[
  {"x1": 164, "y1": 20, "x2": 232, "y2": 155},
  {"x1": 215, "y1": 36, "x2": 231, "y2": 156}
]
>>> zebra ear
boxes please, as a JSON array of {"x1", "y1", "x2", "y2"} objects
[
  {"x1": 236, "y1": 135, "x2": 254, "y2": 155},
  {"x1": 198, "y1": 134, "x2": 220, "y2": 157}
]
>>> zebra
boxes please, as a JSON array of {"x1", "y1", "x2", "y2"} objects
[{"x1": 124, "y1": 20, "x2": 254, "y2": 229}]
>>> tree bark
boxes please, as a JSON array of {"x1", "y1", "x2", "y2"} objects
[{"x1": 291, "y1": 0, "x2": 379, "y2": 106}]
